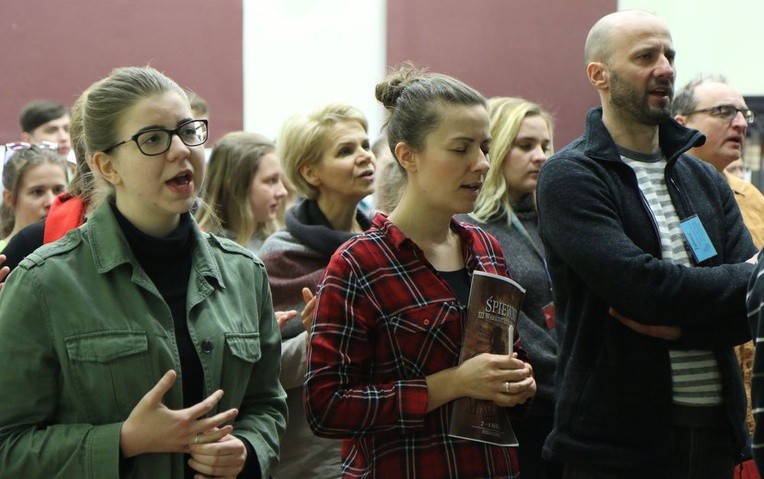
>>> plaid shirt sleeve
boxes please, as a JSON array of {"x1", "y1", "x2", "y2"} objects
[{"x1": 748, "y1": 258, "x2": 764, "y2": 470}]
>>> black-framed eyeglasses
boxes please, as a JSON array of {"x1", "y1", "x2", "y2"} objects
[
  {"x1": 3, "y1": 141, "x2": 58, "y2": 165},
  {"x1": 103, "y1": 119, "x2": 209, "y2": 156},
  {"x1": 685, "y1": 105, "x2": 755, "y2": 124}
]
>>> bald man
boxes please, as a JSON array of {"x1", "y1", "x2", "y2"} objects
[{"x1": 536, "y1": 10, "x2": 755, "y2": 478}]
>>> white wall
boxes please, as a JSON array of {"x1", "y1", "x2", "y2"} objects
[
  {"x1": 243, "y1": 0, "x2": 387, "y2": 142},
  {"x1": 618, "y1": 0, "x2": 764, "y2": 95}
]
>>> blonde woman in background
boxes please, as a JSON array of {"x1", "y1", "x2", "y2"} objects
[
  {"x1": 196, "y1": 131, "x2": 288, "y2": 254},
  {"x1": 460, "y1": 96, "x2": 561, "y2": 479},
  {"x1": 259, "y1": 102, "x2": 376, "y2": 478}
]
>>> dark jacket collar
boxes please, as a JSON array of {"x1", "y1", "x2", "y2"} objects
[{"x1": 582, "y1": 107, "x2": 705, "y2": 166}]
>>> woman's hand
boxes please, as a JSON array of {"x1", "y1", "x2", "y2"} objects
[
  {"x1": 188, "y1": 433, "x2": 248, "y2": 479},
  {"x1": 456, "y1": 352, "x2": 535, "y2": 407},
  {"x1": 426, "y1": 352, "x2": 535, "y2": 411},
  {"x1": 275, "y1": 310, "x2": 297, "y2": 330},
  {"x1": 119, "y1": 370, "x2": 239, "y2": 458},
  {"x1": 0, "y1": 254, "x2": 9, "y2": 291},
  {"x1": 301, "y1": 288, "x2": 317, "y2": 331}
]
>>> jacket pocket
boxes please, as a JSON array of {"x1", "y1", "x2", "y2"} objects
[
  {"x1": 221, "y1": 332, "x2": 261, "y2": 404},
  {"x1": 225, "y1": 332, "x2": 262, "y2": 363},
  {"x1": 64, "y1": 330, "x2": 152, "y2": 422}
]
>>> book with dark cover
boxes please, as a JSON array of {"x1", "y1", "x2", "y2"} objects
[{"x1": 448, "y1": 270, "x2": 525, "y2": 446}]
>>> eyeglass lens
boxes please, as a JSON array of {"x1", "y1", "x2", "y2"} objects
[
  {"x1": 716, "y1": 106, "x2": 755, "y2": 123},
  {"x1": 135, "y1": 120, "x2": 208, "y2": 155}
]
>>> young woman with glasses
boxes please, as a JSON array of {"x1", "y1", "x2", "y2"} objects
[{"x1": 0, "y1": 66, "x2": 287, "y2": 479}]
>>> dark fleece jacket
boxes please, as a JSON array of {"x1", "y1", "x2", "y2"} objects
[{"x1": 536, "y1": 107, "x2": 756, "y2": 474}]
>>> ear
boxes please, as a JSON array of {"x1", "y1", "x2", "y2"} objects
[
  {"x1": 674, "y1": 114, "x2": 688, "y2": 126},
  {"x1": 20, "y1": 132, "x2": 32, "y2": 142},
  {"x1": 299, "y1": 163, "x2": 321, "y2": 187},
  {"x1": 91, "y1": 151, "x2": 122, "y2": 186},
  {"x1": 3, "y1": 189, "x2": 13, "y2": 208},
  {"x1": 587, "y1": 61, "x2": 609, "y2": 91},
  {"x1": 394, "y1": 142, "x2": 417, "y2": 174}
]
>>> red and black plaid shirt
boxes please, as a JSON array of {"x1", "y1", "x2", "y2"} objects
[{"x1": 306, "y1": 213, "x2": 525, "y2": 478}]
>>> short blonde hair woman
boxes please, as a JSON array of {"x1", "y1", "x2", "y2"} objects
[{"x1": 259, "y1": 102, "x2": 376, "y2": 479}]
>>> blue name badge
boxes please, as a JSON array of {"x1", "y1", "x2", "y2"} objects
[{"x1": 679, "y1": 215, "x2": 717, "y2": 263}]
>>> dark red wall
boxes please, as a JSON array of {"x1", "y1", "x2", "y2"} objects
[
  {"x1": 386, "y1": 0, "x2": 616, "y2": 147},
  {"x1": 1, "y1": 0, "x2": 242, "y2": 144}
]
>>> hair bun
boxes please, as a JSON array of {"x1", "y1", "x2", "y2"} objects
[{"x1": 375, "y1": 64, "x2": 427, "y2": 109}]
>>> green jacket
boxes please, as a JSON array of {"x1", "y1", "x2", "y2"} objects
[{"x1": 0, "y1": 202, "x2": 287, "y2": 478}]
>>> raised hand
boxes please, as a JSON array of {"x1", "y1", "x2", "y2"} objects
[
  {"x1": 275, "y1": 310, "x2": 297, "y2": 330},
  {"x1": 301, "y1": 287, "x2": 317, "y2": 331},
  {"x1": 119, "y1": 370, "x2": 239, "y2": 458}
]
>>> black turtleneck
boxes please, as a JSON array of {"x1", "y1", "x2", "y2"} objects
[{"x1": 112, "y1": 203, "x2": 203, "y2": 410}]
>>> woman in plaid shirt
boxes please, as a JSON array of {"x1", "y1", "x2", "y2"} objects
[{"x1": 305, "y1": 65, "x2": 536, "y2": 478}]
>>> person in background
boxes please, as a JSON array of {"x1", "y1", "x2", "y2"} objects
[
  {"x1": 274, "y1": 171, "x2": 298, "y2": 230},
  {"x1": 305, "y1": 65, "x2": 535, "y2": 478},
  {"x1": 196, "y1": 131, "x2": 288, "y2": 254},
  {"x1": 258, "y1": 102, "x2": 376, "y2": 479},
  {"x1": 189, "y1": 92, "x2": 209, "y2": 122},
  {"x1": 674, "y1": 74, "x2": 764, "y2": 479},
  {"x1": 19, "y1": 100, "x2": 72, "y2": 159},
  {"x1": 0, "y1": 66, "x2": 287, "y2": 478},
  {"x1": 2, "y1": 85, "x2": 100, "y2": 274},
  {"x1": 373, "y1": 154, "x2": 405, "y2": 214},
  {"x1": 369, "y1": 134, "x2": 403, "y2": 214},
  {"x1": 17, "y1": 99, "x2": 74, "y2": 180},
  {"x1": 674, "y1": 75, "x2": 764, "y2": 248},
  {"x1": 537, "y1": 11, "x2": 756, "y2": 478},
  {"x1": 0, "y1": 144, "x2": 67, "y2": 249},
  {"x1": 726, "y1": 159, "x2": 749, "y2": 181},
  {"x1": 460, "y1": 96, "x2": 561, "y2": 479}
]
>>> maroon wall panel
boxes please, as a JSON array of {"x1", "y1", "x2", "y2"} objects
[
  {"x1": 0, "y1": 0, "x2": 242, "y2": 145},
  {"x1": 386, "y1": 0, "x2": 616, "y2": 147}
]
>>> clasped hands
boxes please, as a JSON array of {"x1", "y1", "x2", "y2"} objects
[
  {"x1": 457, "y1": 352, "x2": 536, "y2": 407},
  {"x1": 120, "y1": 370, "x2": 247, "y2": 479}
]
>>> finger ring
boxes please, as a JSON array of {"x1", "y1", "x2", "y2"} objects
[
  {"x1": 194, "y1": 433, "x2": 202, "y2": 445},
  {"x1": 503, "y1": 381, "x2": 510, "y2": 394}
]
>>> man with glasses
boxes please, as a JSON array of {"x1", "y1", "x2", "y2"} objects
[
  {"x1": 674, "y1": 75, "x2": 764, "y2": 247},
  {"x1": 674, "y1": 75, "x2": 764, "y2": 478}
]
